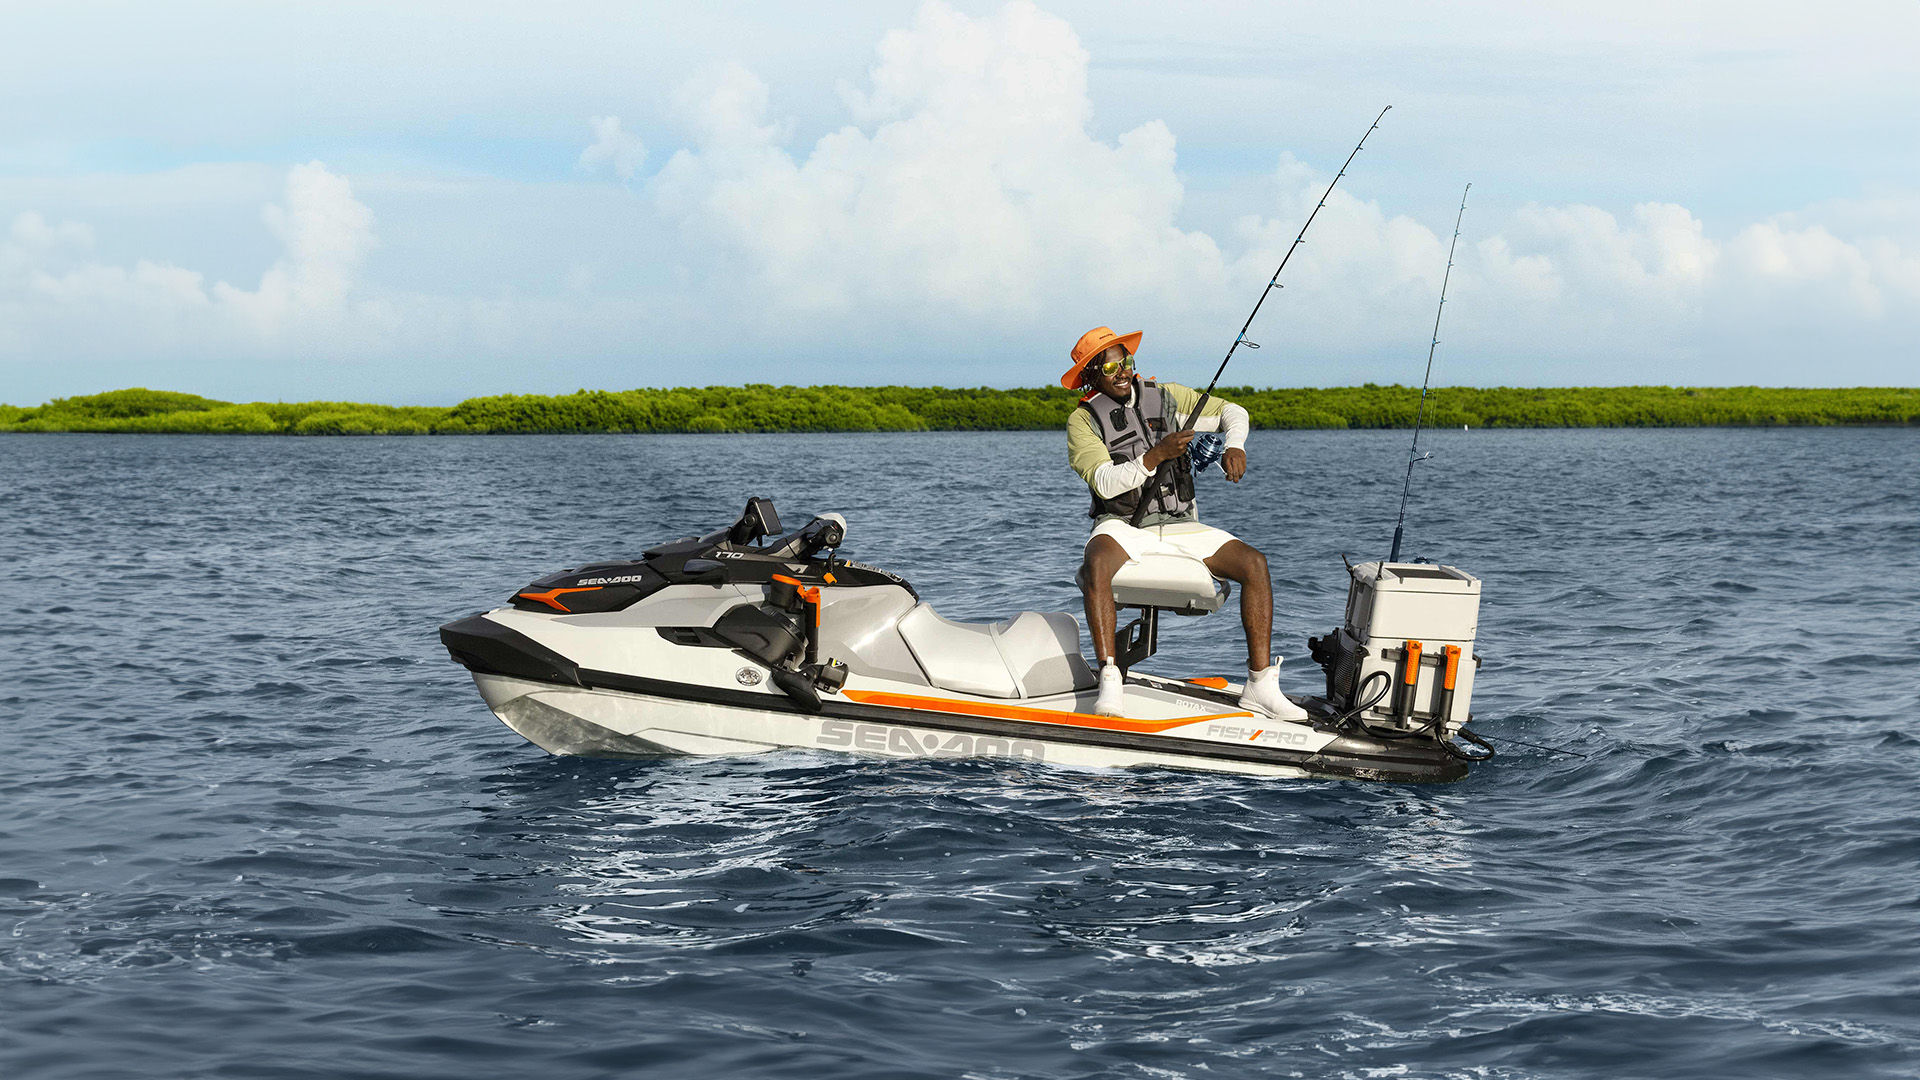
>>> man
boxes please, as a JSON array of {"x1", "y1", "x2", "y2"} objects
[{"x1": 1063, "y1": 325, "x2": 1308, "y2": 720}]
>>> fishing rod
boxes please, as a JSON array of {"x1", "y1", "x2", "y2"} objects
[
  {"x1": 1129, "y1": 104, "x2": 1392, "y2": 527},
  {"x1": 1385, "y1": 182, "x2": 1470, "y2": 563}
]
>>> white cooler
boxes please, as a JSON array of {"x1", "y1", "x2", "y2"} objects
[{"x1": 1331, "y1": 561, "x2": 1481, "y2": 732}]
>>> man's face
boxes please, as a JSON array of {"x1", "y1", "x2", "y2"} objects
[{"x1": 1089, "y1": 344, "x2": 1134, "y2": 398}]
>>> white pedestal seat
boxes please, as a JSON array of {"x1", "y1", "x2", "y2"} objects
[
  {"x1": 1076, "y1": 552, "x2": 1231, "y2": 673},
  {"x1": 1106, "y1": 553, "x2": 1230, "y2": 615}
]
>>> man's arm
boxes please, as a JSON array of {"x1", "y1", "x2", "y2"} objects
[
  {"x1": 1163, "y1": 382, "x2": 1251, "y2": 481},
  {"x1": 1161, "y1": 383, "x2": 1250, "y2": 449}
]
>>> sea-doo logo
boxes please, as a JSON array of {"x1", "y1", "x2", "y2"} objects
[
  {"x1": 818, "y1": 720, "x2": 1044, "y2": 762},
  {"x1": 835, "y1": 560, "x2": 906, "y2": 584},
  {"x1": 575, "y1": 573, "x2": 649, "y2": 586},
  {"x1": 735, "y1": 667, "x2": 763, "y2": 686}
]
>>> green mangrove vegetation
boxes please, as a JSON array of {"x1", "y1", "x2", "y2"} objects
[{"x1": 2, "y1": 385, "x2": 1916, "y2": 435}]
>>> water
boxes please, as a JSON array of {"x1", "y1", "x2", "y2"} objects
[{"x1": 2, "y1": 428, "x2": 1917, "y2": 1079}]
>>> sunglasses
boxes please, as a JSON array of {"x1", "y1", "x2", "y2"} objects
[{"x1": 1095, "y1": 355, "x2": 1134, "y2": 377}]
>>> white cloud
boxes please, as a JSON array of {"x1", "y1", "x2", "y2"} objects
[
  {"x1": 2, "y1": 2, "x2": 1917, "y2": 399},
  {"x1": 638, "y1": 2, "x2": 1917, "y2": 384},
  {"x1": 1705, "y1": 209, "x2": 1920, "y2": 362},
  {"x1": 1724, "y1": 221, "x2": 1875, "y2": 310},
  {"x1": 651, "y1": 3, "x2": 1226, "y2": 326},
  {"x1": 578, "y1": 115, "x2": 646, "y2": 181},
  {"x1": 2, "y1": 161, "x2": 380, "y2": 368},
  {"x1": 6, "y1": 212, "x2": 95, "y2": 258},
  {"x1": 215, "y1": 161, "x2": 377, "y2": 328},
  {"x1": 1450, "y1": 201, "x2": 1717, "y2": 369}
]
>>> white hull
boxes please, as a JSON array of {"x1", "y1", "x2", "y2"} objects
[{"x1": 473, "y1": 672, "x2": 1324, "y2": 778}]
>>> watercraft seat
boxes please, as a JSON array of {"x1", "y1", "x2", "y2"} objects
[
  {"x1": 896, "y1": 605, "x2": 1096, "y2": 699},
  {"x1": 1104, "y1": 553, "x2": 1229, "y2": 615}
]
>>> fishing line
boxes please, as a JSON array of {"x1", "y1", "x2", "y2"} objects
[
  {"x1": 1129, "y1": 105, "x2": 1393, "y2": 526},
  {"x1": 1466, "y1": 731, "x2": 1588, "y2": 759}
]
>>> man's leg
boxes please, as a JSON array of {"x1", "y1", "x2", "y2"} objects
[
  {"x1": 1080, "y1": 534, "x2": 1131, "y2": 665},
  {"x1": 1205, "y1": 538, "x2": 1301, "y2": 719},
  {"x1": 1203, "y1": 540, "x2": 1272, "y2": 671}
]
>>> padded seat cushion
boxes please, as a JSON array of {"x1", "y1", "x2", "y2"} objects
[
  {"x1": 896, "y1": 605, "x2": 1095, "y2": 699},
  {"x1": 1108, "y1": 553, "x2": 1228, "y2": 614},
  {"x1": 993, "y1": 611, "x2": 1097, "y2": 697}
]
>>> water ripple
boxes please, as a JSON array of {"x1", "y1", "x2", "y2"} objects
[{"x1": 1, "y1": 429, "x2": 1917, "y2": 1078}]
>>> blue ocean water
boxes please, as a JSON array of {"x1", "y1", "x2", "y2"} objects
[{"x1": 2, "y1": 428, "x2": 1917, "y2": 1079}]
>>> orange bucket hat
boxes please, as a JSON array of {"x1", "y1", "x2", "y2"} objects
[{"x1": 1061, "y1": 326, "x2": 1144, "y2": 389}]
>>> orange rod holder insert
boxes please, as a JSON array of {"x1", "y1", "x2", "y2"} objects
[
  {"x1": 1394, "y1": 639, "x2": 1424, "y2": 724},
  {"x1": 1435, "y1": 644, "x2": 1462, "y2": 724}
]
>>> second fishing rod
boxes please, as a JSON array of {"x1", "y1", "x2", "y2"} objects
[{"x1": 1128, "y1": 104, "x2": 1392, "y2": 528}]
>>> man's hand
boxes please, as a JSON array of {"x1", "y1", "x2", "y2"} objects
[
  {"x1": 1223, "y1": 447, "x2": 1247, "y2": 482},
  {"x1": 1142, "y1": 429, "x2": 1195, "y2": 470}
]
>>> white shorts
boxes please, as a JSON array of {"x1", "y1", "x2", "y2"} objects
[{"x1": 1088, "y1": 518, "x2": 1238, "y2": 564}]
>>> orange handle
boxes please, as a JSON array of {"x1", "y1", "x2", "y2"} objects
[
  {"x1": 516, "y1": 586, "x2": 601, "y2": 613},
  {"x1": 1402, "y1": 640, "x2": 1423, "y2": 684},
  {"x1": 1442, "y1": 645, "x2": 1461, "y2": 690}
]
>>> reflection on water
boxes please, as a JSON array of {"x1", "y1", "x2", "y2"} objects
[
  {"x1": 481, "y1": 754, "x2": 1470, "y2": 976},
  {"x1": 1369, "y1": 795, "x2": 1474, "y2": 874}
]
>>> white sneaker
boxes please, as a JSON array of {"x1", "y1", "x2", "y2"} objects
[
  {"x1": 1094, "y1": 663, "x2": 1126, "y2": 716},
  {"x1": 1240, "y1": 661, "x2": 1309, "y2": 721}
]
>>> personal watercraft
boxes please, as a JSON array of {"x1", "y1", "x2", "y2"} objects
[{"x1": 440, "y1": 498, "x2": 1491, "y2": 782}]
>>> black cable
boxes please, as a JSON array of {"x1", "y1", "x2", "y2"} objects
[
  {"x1": 1333, "y1": 670, "x2": 1495, "y2": 762},
  {"x1": 1446, "y1": 728, "x2": 1496, "y2": 762},
  {"x1": 1324, "y1": 670, "x2": 1393, "y2": 729}
]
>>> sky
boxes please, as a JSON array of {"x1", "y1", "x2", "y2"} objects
[{"x1": 2, "y1": 0, "x2": 1916, "y2": 404}]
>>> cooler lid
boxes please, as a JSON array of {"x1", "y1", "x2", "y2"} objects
[{"x1": 1349, "y1": 560, "x2": 1481, "y2": 593}]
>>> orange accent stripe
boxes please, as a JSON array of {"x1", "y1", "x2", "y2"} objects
[
  {"x1": 842, "y1": 689, "x2": 1252, "y2": 734},
  {"x1": 1249, "y1": 728, "x2": 1264, "y2": 741},
  {"x1": 1185, "y1": 676, "x2": 1230, "y2": 689},
  {"x1": 516, "y1": 586, "x2": 601, "y2": 613},
  {"x1": 771, "y1": 574, "x2": 802, "y2": 586}
]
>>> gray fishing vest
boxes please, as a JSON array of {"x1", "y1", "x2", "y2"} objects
[{"x1": 1079, "y1": 378, "x2": 1196, "y2": 523}]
